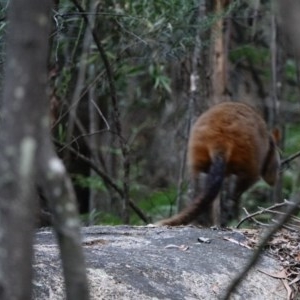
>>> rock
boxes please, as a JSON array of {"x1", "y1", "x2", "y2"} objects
[{"x1": 33, "y1": 225, "x2": 285, "y2": 299}]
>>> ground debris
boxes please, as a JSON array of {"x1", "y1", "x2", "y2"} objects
[{"x1": 235, "y1": 228, "x2": 300, "y2": 299}]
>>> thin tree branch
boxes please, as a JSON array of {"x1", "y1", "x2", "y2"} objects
[
  {"x1": 64, "y1": 5, "x2": 92, "y2": 163},
  {"x1": 54, "y1": 139, "x2": 149, "y2": 224},
  {"x1": 269, "y1": 11, "x2": 278, "y2": 127},
  {"x1": 71, "y1": 0, "x2": 131, "y2": 223},
  {"x1": 281, "y1": 150, "x2": 300, "y2": 168}
]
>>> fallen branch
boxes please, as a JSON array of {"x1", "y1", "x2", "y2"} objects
[{"x1": 236, "y1": 201, "x2": 289, "y2": 228}]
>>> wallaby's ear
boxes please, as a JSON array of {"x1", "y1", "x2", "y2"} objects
[{"x1": 272, "y1": 128, "x2": 281, "y2": 145}]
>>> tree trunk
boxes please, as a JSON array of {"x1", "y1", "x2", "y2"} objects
[
  {"x1": 0, "y1": 1, "x2": 53, "y2": 299},
  {"x1": 0, "y1": 1, "x2": 90, "y2": 299},
  {"x1": 209, "y1": 0, "x2": 229, "y2": 104}
]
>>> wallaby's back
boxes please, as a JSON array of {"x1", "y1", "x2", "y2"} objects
[{"x1": 157, "y1": 102, "x2": 280, "y2": 226}]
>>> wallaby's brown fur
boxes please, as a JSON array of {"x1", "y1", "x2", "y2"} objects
[{"x1": 157, "y1": 102, "x2": 280, "y2": 226}]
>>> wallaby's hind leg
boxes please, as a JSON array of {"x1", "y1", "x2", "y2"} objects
[
  {"x1": 212, "y1": 194, "x2": 222, "y2": 227},
  {"x1": 221, "y1": 176, "x2": 257, "y2": 226},
  {"x1": 220, "y1": 175, "x2": 238, "y2": 227},
  {"x1": 192, "y1": 173, "x2": 216, "y2": 226}
]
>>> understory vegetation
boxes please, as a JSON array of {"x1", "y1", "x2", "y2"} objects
[{"x1": 1, "y1": 0, "x2": 300, "y2": 226}]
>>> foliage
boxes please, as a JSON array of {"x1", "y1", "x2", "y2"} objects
[
  {"x1": 79, "y1": 185, "x2": 178, "y2": 225},
  {"x1": 130, "y1": 187, "x2": 178, "y2": 225},
  {"x1": 73, "y1": 174, "x2": 107, "y2": 192},
  {"x1": 285, "y1": 124, "x2": 300, "y2": 155},
  {"x1": 81, "y1": 209, "x2": 123, "y2": 225},
  {"x1": 229, "y1": 45, "x2": 270, "y2": 66},
  {"x1": 285, "y1": 59, "x2": 298, "y2": 84}
]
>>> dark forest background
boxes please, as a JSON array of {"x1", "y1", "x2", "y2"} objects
[{"x1": 1, "y1": 0, "x2": 300, "y2": 226}]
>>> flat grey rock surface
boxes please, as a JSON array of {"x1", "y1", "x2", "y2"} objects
[{"x1": 33, "y1": 225, "x2": 285, "y2": 299}]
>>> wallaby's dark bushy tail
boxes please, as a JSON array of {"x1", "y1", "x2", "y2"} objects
[
  {"x1": 157, "y1": 155, "x2": 225, "y2": 226},
  {"x1": 201, "y1": 155, "x2": 225, "y2": 205}
]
